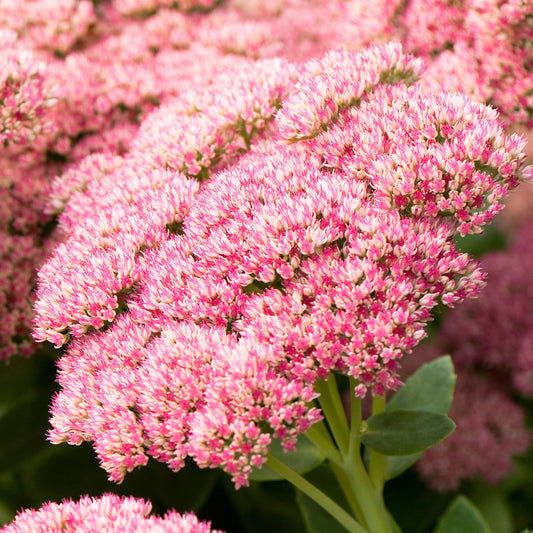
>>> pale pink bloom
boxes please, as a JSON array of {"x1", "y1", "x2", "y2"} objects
[
  {"x1": 69, "y1": 121, "x2": 139, "y2": 162},
  {"x1": 220, "y1": 0, "x2": 402, "y2": 60},
  {"x1": 49, "y1": 315, "x2": 320, "y2": 486},
  {"x1": 0, "y1": 494, "x2": 221, "y2": 533},
  {"x1": 398, "y1": 0, "x2": 466, "y2": 57},
  {"x1": 310, "y1": 81, "x2": 531, "y2": 235},
  {"x1": 44, "y1": 41, "x2": 241, "y2": 154},
  {"x1": 465, "y1": 0, "x2": 533, "y2": 126},
  {"x1": 135, "y1": 118, "x2": 506, "y2": 396},
  {"x1": 141, "y1": 9, "x2": 192, "y2": 50},
  {"x1": 139, "y1": 322, "x2": 320, "y2": 486},
  {"x1": 0, "y1": 0, "x2": 96, "y2": 55},
  {"x1": 195, "y1": 15, "x2": 283, "y2": 58},
  {"x1": 33, "y1": 158, "x2": 198, "y2": 347},
  {"x1": 0, "y1": 30, "x2": 56, "y2": 147},
  {"x1": 187, "y1": 334, "x2": 321, "y2": 487},
  {"x1": 419, "y1": 45, "x2": 486, "y2": 101},
  {"x1": 34, "y1": 58, "x2": 297, "y2": 346},
  {"x1": 276, "y1": 43, "x2": 425, "y2": 141},
  {"x1": 48, "y1": 314, "x2": 153, "y2": 479},
  {"x1": 398, "y1": 0, "x2": 533, "y2": 127},
  {"x1": 46, "y1": 152, "x2": 125, "y2": 217},
  {"x1": 131, "y1": 56, "x2": 298, "y2": 175}
]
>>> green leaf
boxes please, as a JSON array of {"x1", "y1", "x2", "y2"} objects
[
  {"x1": 221, "y1": 477, "x2": 306, "y2": 533},
  {"x1": 385, "y1": 356, "x2": 456, "y2": 479},
  {"x1": 434, "y1": 495, "x2": 491, "y2": 533},
  {"x1": 467, "y1": 483, "x2": 514, "y2": 533},
  {"x1": 361, "y1": 410, "x2": 455, "y2": 456},
  {"x1": 0, "y1": 389, "x2": 55, "y2": 474},
  {"x1": 384, "y1": 452, "x2": 423, "y2": 481},
  {"x1": 295, "y1": 464, "x2": 352, "y2": 533},
  {"x1": 249, "y1": 434, "x2": 325, "y2": 481},
  {"x1": 295, "y1": 491, "x2": 348, "y2": 533},
  {"x1": 387, "y1": 356, "x2": 456, "y2": 414}
]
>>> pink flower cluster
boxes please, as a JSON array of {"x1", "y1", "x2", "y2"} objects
[
  {"x1": 194, "y1": 0, "x2": 402, "y2": 61},
  {"x1": 0, "y1": 494, "x2": 221, "y2": 533},
  {"x1": 0, "y1": 30, "x2": 54, "y2": 147},
  {"x1": 0, "y1": 29, "x2": 60, "y2": 360},
  {"x1": 49, "y1": 315, "x2": 321, "y2": 487},
  {"x1": 0, "y1": 0, "x2": 276, "y2": 361},
  {"x1": 34, "y1": 57, "x2": 298, "y2": 347},
  {"x1": 1, "y1": 0, "x2": 532, "y2": 498},
  {"x1": 400, "y1": 0, "x2": 533, "y2": 127},
  {"x1": 0, "y1": 0, "x2": 96, "y2": 55},
  {"x1": 33, "y1": 42, "x2": 532, "y2": 487}
]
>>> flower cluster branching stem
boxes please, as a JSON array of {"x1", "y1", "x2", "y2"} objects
[{"x1": 273, "y1": 375, "x2": 395, "y2": 533}]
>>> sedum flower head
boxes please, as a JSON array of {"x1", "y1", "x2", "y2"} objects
[
  {"x1": 0, "y1": 494, "x2": 221, "y2": 533},
  {"x1": 35, "y1": 44, "x2": 533, "y2": 487}
]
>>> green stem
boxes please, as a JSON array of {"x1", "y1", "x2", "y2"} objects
[
  {"x1": 307, "y1": 421, "x2": 367, "y2": 526},
  {"x1": 348, "y1": 380, "x2": 362, "y2": 459},
  {"x1": 329, "y1": 460, "x2": 368, "y2": 527},
  {"x1": 339, "y1": 380, "x2": 394, "y2": 533},
  {"x1": 368, "y1": 394, "x2": 386, "y2": 495},
  {"x1": 265, "y1": 455, "x2": 368, "y2": 533},
  {"x1": 306, "y1": 422, "x2": 342, "y2": 465},
  {"x1": 315, "y1": 377, "x2": 350, "y2": 455}
]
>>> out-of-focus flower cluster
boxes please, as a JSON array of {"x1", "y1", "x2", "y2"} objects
[
  {"x1": 0, "y1": 494, "x2": 221, "y2": 533},
  {"x1": 399, "y1": 0, "x2": 533, "y2": 128},
  {"x1": 417, "y1": 369, "x2": 531, "y2": 491},
  {"x1": 30, "y1": 36, "x2": 532, "y2": 489},
  {"x1": 0, "y1": 30, "x2": 55, "y2": 148},
  {"x1": 405, "y1": 216, "x2": 533, "y2": 491}
]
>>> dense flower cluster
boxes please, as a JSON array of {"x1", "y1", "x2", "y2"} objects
[
  {"x1": 0, "y1": 0, "x2": 96, "y2": 55},
  {"x1": 0, "y1": 0, "x2": 265, "y2": 361},
  {"x1": 34, "y1": 56, "x2": 298, "y2": 347},
  {"x1": 0, "y1": 29, "x2": 60, "y2": 360},
  {"x1": 32, "y1": 41, "x2": 532, "y2": 487},
  {"x1": 0, "y1": 494, "x2": 221, "y2": 533}
]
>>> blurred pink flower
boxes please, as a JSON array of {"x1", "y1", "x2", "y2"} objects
[{"x1": 417, "y1": 370, "x2": 530, "y2": 491}]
